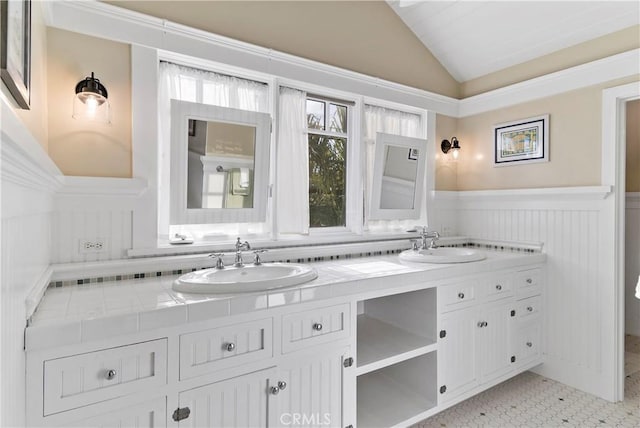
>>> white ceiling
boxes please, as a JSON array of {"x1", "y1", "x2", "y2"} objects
[{"x1": 387, "y1": 1, "x2": 640, "y2": 82}]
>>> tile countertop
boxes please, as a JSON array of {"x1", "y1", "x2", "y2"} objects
[{"x1": 26, "y1": 250, "x2": 545, "y2": 351}]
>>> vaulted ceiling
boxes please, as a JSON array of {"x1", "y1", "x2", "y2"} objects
[{"x1": 387, "y1": 0, "x2": 640, "y2": 82}]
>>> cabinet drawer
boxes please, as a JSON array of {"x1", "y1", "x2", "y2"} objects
[
  {"x1": 180, "y1": 318, "x2": 273, "y2": 380},
  {"x1": 43, "y1": 339, "x2": 167, "y2": 416},
  {"x1": 439, "y1": 282, "x2": 476, "y2": 312},
  {"x1": 482, "y1": 274, "x2": 514, "y2": 302},
  {"x1": 517, "y1": 295, "x2": 542, "y2": 319},
  {"x1": 515, "y1": 268, "x2": 542, "y2": 295},
  {"x1": 68, "y1": 397, "x2": 166, "y2": 428},
  {"x1": 513, "y1": 320, "x2": 542, "y2": 366},
  {"x1": 281, "y1": 304, "x2": 350, "y2": 354}
]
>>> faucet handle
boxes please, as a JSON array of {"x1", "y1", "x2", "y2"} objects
[
  {"x1": 208, "y1": 253, "x2": 225, "y2": 269},
  {"x1": 410, "y1": 240, "x2": 419, "y2": 251},
  {"x1": 253, "y1": 249, "x2": 267, "y2": 265}
]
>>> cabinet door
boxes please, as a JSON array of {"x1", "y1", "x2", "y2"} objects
[
  {"x1": 478, "y1": 301, "x2": 515, "y2": 382},
  {"x1": 269, "y1": 347, "x2": 349, "y2": 428},
  {"x1": 69, "y1": 397, "x2": 166, "y2": 428},
  {"x1": 438, "y1": 308, "x2": 479, "y2": 403},
  {"x1": 176, "y1": 368, "x2": 276, "y2": 428}
]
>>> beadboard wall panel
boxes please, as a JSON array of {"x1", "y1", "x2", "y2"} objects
[
  {"x1": 453, "y1": 191, "x2": 613, "y2": 399},
  {"x1": 51, "y1": 209, "x2": 133, "y2": 263},
  {"x1": 1, "y1": 100, "x2": 59, "y2": 428},
  {"x1": 626, "y1": 193, "x2": 640, "y2": 336}
]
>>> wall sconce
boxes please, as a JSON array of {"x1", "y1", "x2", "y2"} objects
[
  {"x1": 441, "y1": 136, "x2": 461, "y2": 160},
  {"x1": 73, "y1": 72, "x2": 110, "y2": 124}
]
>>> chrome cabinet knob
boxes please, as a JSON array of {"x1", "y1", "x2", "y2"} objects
[
  {"x1": 313, "y1": 323, "x2": 323, "y2": 331},
  {"x1": 526, "y1": 342, "x2": 533, "y2": 347},
  {"x1": 495, "y1": 284, "x2": 502, "y2": 290},
  {"x1": 526, "y1": 278, "x2": 533, "y2": 284},
  {"x1": 225, "y1": 342, "x2": 236, "y2": 352},
  {"x1": 458, "y1": 292, "x2": 465, "y2": 299},
  {"x1": 527, "y1": 306, "x2": 533, "y2": 312},
  {"x1": 105, "y1": 369, "x2": 117, "y2": 380},
  {"x1": 270, "y1": 386, "x2": 280, "y2": 395},
  {"x1": 477, "y1": 321, "x2": 483, "y2": 328},
  {"x1": 278, "y1": 381, "x2": 287, "y2": 390},
  {"x1": 477, "y1": 321, "x2": 487, "y2": 328}
]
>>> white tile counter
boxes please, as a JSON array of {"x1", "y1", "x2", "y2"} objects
[{"x1": 27, "y1": 249, "x2": 545, "y2": 351}]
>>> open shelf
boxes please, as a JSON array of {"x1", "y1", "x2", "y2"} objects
[
  {"x1": 357, "y1": 353, "x2": 437, "y2": 428},
  {"x1": 357, "y1": 314, "x2": 436, "y2": 375},
  {"x1": 356, "y1": 288, "x2": 437, "y2": 375}
]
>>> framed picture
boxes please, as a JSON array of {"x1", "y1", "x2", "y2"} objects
[
  {"x1": 1, "y1": 0, "x2": 31, "y2": 109},
  {"x1": 408, "y1": 147, "x2": 418, "y2": 160},
  {"x1": 493, "y1": 114, "x2": 549, "y2": 166}
]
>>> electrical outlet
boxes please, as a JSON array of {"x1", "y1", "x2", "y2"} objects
[{"x1": 79, "y1": 239, "x2": 107, "y2": 254}]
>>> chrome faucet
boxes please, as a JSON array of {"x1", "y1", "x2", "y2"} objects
[
  {"x1": 234, "y1": 237, "x2": 251, "y2": 267},
  {"x1": 209, "y1": 253, "x2": 225, "y2": 269},
  {"x1": 419, "y1": 227, "x2": 440, "y2": 250}
]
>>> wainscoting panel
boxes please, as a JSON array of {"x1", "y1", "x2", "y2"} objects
[
  {"x1": 1, "y1": 98, "x2": 59, "y2": 427},
  {"x1": 452, "y1": 189, "x2": 615, "y2": 400},
  {"x1": 626, "y1": 193, "x2": 640, "y2": 336},
  {"x1": 51, "y1": 209, "x2": 133, "y2": 263}
]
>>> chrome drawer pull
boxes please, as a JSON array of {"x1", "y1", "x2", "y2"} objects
[
  {"x1": 527, "y1": 306, "x2": 533, "y2": 312},
  {"x1": 313, "y1": 323, "x2": 323, "y2": 331},
  {"x1": 278, "y1": 381, "x2": 287, "y2": 390},
  {"x1": 457, "y1": 292, "x2": 465, "y2": 299},
  {"x1": 526, "y1": 278, "x2": 533, "y2": 284},
  {"x1": 526, "y1": 342, "x2": 533, "y2": 347},
  {"x1": 495, "y1": 284, "x2": 502, "y2": 290},
  {"x1": 270, "y1": 386, "x2": 280, "y2": 395},
  {"x1": 225, "y1": 342, "x2": 236, "y2": 352},
  {"x1": 105, "y1": 369, "x2": 117, "y2": 380}
]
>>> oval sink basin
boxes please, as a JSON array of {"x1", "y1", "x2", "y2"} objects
[
  {"x1": 173, "y1": 263, "x2": 318, "y2": 294},
  {"x1": 399, "y1": 247, "x2": 486, "y2": 264}
]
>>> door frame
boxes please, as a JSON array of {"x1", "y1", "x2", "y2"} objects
[{"x1": 602, "y1": 81, "x2": 639, "y2": 401}]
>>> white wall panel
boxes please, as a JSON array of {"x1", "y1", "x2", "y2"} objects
[
  {"x1": 625, "y1": 193, "x2": 640, "y2": 336},
  {"x1": 453, "y1": 191, "x2": 612, "y2": 399}
]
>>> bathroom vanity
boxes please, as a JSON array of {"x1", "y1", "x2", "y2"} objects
[{"x1": 26, "y1": 249, "x2": 544, "y2": 427}]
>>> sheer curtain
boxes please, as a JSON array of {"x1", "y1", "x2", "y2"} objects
[
  {"x1": 158, "y1": 62, "x2": 270, "y2": 239},
  {"x1": 276, "y1": 87, "x2": 309, "y2": 234},
  {"x1": 363, "y1": 104, "x2": 423, "y2": 231}
]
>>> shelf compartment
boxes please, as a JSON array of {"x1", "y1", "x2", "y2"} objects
[
  {"x1": 356, "y1": 314, "x2": 436, "y2": 375},
  {"x1": 356, "y1": 288, "x2": 436, "y2": 374},
  {"x1": 357, "y1": 353, "x2": 437, "y2": 428}
]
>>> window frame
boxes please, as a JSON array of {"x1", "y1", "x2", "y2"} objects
[{"x1": 306, "y1": 95, "x2": 351, "y2": 231}]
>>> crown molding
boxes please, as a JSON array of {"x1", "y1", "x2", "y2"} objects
[
  {"x1": 46, "y1": 0, "x2": 459, "y2": 116},
  {"x1": 459, "y1": 49, "x2": 640, "y2": 117},
  {"x1": 44, "y1": 1, "x2": 640, "y2": 119}
]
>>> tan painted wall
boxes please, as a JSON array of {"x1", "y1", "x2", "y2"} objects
[
  {"x1": 461, "y1": 25, "x2": 640, "y2": 98},
  {"x1": 3, "y1": 1, "x2": 49, "y2": 150},
  {"x1": 105, "y1": 0, "x2": 460, "y2": 98},
  {"x1": 455, "y1": 76, "x2": 639, "y2": 191},
  {"x1": 435, "y1": 114, "x2": 458, "y2": 191},
  {"x1": 46, "y1": 28, "x2": 132, "y2": 178},
  {"x1": 627, "y1": 99, "x2": 640, "y2": 192}
]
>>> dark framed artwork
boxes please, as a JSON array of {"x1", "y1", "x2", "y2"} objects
[
  {"x1": 493, "y1": 114, "x2": 549, "y2": 166},
  {"x1": 1, "y1": 0, "x2": 31, "y2": 109}
]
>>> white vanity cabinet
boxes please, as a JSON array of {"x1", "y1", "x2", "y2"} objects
[
  {"x1": 438, "y1": 267, "x2": 544, "y2": 405},
  {"x1": 26, "y1": 256, "x2": 544, "y2": 428}
]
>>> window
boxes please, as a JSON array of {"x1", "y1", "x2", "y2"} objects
[{"x1": 306, "y1": 97, "x2": 349, "y2": 228}]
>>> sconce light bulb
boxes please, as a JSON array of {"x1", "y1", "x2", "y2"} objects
[
  {"x1": 85, "y1": 96, "x2": 98, "y2": 115},
  {"x1": 452, "y1": 148, "x2": 459, "y2": 159}
]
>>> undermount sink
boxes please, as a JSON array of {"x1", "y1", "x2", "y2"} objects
[
  {"x1": 399, "y1": 247, "x2": 486, "y2": 264},
  {"x1": 172, "y1": 263, "x2": 318, "y2": 294}
]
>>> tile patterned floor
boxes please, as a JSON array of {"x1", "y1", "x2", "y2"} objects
[{"x1": 413, "y1": 335, "x2": 640, "y2": 428}]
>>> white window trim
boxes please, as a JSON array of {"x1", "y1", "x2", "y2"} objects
[{"x1": 130, "y1": 48, "x2": 431, "y2": 254}]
